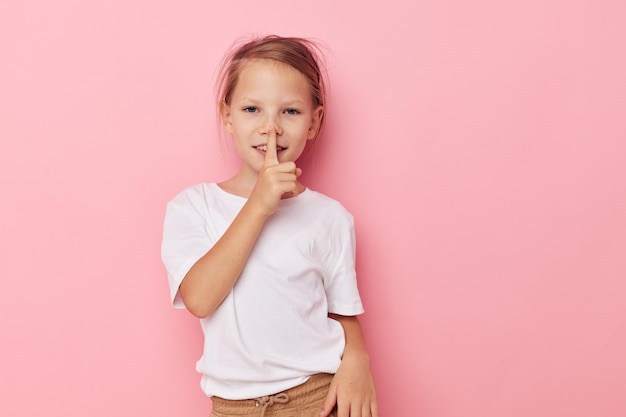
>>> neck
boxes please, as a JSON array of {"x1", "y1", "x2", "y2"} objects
[{"x1": 218, "y1": 169, "x2": 306, "y2": 200}]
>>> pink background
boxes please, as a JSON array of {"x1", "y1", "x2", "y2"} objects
[{"x1": 1, "y1": 1, "x2": 625, "y2": 416}]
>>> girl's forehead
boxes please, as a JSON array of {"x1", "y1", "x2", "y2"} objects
[
  {"x1": 239, "y1": 58, "x2": 302, "y2": 78},
  {"x1": 234, "y1": 59, "x2": 311, "y2": 98}
]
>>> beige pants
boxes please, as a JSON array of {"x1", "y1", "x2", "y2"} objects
[{"x1": 210, "y1": 373, "x2": 336, "y2": 417}]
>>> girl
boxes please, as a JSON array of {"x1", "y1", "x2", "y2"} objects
[{"x1": 161, "y1": 35, "x2": 378, "y2": 417}]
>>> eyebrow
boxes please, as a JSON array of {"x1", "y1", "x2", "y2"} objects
[{"x1": 239, "y1": 97, "x2": 307, "y2": 106}]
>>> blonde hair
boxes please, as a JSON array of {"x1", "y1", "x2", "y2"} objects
[{"x1": 216, "y1": 35, "x2": 328, "y2": 139}]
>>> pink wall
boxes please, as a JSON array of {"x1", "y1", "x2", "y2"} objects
[{"x1": 2, "y1": 1, "x2": 625, "y2": 416}]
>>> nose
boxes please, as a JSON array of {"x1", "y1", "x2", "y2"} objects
[{"x1": 258, "y1": 117, "x2": 283, "y2": 136}]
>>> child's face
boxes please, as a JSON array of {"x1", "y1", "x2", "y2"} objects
[{"x1": 222, "y1": 59, "x2": 322, "y2": 174}]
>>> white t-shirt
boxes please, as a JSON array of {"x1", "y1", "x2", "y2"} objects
[{"x1": 161, "y1": 183, "x2": 364, "y2": 399}]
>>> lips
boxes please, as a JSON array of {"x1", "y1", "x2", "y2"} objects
[{"x1": 254, "y1": 144, "x2": 286, "y2": 152}]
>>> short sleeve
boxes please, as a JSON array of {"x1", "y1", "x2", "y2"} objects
[
  {"x1": 161, "y1": 186, "x2": 213, "y2": 309},
  {"x1": 323, "y1": 208, "x2": 364, "y2": 316}
]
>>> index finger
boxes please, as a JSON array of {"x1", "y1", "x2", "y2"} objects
[{"x1": 264, "y1": 127, "x2": 279, "y2": 166}]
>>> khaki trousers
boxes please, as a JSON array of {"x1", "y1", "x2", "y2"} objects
[{"x1": 210, "y1": 373, "x2": 336, "y2": 417}]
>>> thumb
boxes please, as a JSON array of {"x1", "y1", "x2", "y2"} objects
[
  {"x1": 295, "y1": 167, "x2": 302, "y2": 178},
  {"x1": 320, "y1": 383, "x2": 337, "y2": 417}
]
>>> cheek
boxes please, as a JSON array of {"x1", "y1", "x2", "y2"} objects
[
  {"x1": 230, "y1": 120, "x2": 253, "y2": 137},
  {"x1": 289, "y1": 121, "x2": 312, "y2": 136}
]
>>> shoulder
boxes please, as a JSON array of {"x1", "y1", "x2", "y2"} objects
[
  {"x1": 167, "y1": 183, "x2": 217, "y2": 206},
  {"x1": 301, "y1": 189, "x2": 354, "y2": 225},
  {"x1": 164, "y1": 183, "x2": 220, "y2": 218}
]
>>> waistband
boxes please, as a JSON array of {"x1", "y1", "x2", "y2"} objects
[{"x1": 211, "y1": 373, "x2": 333, "y2": 415}]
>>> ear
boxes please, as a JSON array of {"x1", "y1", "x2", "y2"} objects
[
  {"x1": 221, "y1": 101, "x2": 234, "y2": 134},
  {"x1": 307, "y1": 106, "x2": 324, "y2": 140}
]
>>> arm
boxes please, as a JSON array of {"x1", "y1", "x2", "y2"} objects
[
  {"x1": 179, "y1": 199, "x2": 269, "y2": 318},
  {"x1": 321, "y1": 314, "x2": 379, "y2": 417},
  {"x1": 180, "y1": 128, "x2": 299, "y2": 318}
]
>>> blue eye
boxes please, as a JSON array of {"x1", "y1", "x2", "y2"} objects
[
  {"x1": 284, "y1": 108, "x2": 300, "y2": 115},
  {"x1": 243, "y1": 106, "x2": 258, "y2": 113}
]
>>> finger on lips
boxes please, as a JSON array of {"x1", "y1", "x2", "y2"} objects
[{"x1": 264, "y1": 127, "x2": 279, "y2": 166}]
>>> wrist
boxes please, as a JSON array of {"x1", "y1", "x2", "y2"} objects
[{"x1": 244, "y1": 196, "x2": 274, "y2": 219}]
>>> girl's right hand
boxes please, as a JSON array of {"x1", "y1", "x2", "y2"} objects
[{"x1": 249, "y1": 127, "x2": 301, "y2": 216}]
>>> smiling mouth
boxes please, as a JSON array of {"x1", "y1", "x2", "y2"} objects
[{"x1": 254, "y1": 145, "x2": 286, "y2": 152}]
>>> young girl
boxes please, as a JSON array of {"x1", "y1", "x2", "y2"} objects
[{"x1": 161, "y1": 35, "x2": 378, "y2": 417}]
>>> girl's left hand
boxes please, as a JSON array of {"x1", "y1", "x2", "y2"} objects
[{"x1": 320, "y1": 350, "x2": 379, "y2": 417}]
